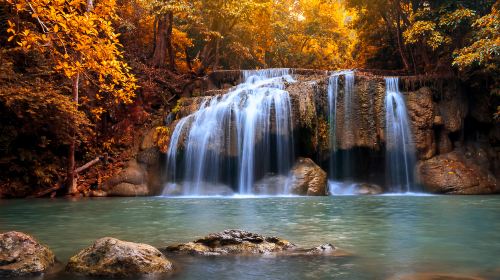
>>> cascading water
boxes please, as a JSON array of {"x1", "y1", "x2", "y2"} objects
[
  {"x1": 384, "y1": 77, "x2": 416, "y2": 192},
  {"x1": 327, "y1": 71, "x2": 356, "y2": 193},
  {"x1": 165, "y1": 69, "x2": 295, "y2": 195}
]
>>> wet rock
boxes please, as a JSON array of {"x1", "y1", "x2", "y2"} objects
[
  {"x1": 288, "y1": 158, "x2": 328, "y2": 196},
  {"x1": 165, "y1": 230, "x2": 347, "y2": 258},
  {"x1": 66, "y1": 237, "x2": 173, "y2": 277},
  {"x1": 353, "y1": 183, "x2": 383, "y2": 195},
  {"x1": 165, "y1": 229, "x2": 296, "y2": 256},
  {"x1": 0, "y1": 231, "x2": 55, "y2": 277},
  {"x1": 417, "y1": 151, "x2": 499, "y2": 194}
]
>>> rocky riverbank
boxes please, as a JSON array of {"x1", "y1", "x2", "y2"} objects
[{"x1": 0, "y1": 230, "x2": 348, "y2": 278}]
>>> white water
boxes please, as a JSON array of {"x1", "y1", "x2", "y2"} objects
[
  {"x1": 165, "y1": 69, "x2": 295, "y2": 195},
  {"x1": 384, "y1": 77, "x2": 417, "y2": 192},
  {"x1": 327, "y1": 70, "x2": 355, "y2": 180}
]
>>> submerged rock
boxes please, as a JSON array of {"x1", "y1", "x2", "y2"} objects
[
  {"x1": 66, "y1": 237, "x2": 173, "y2": 277},
  {"x1": 165, "y1": 229, "x2": 296, "y2": 256},
  {"x1": 165, "y1": 229, "x2": 345, "y2": 257},
  {"x1": 288, "y1": 158, "x2": 328, "y2": 196},
  {"x1": 0, "y1": 231, "x2": 55, "y2": 277}
]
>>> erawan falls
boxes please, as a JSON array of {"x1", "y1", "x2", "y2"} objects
[
  {"x1": 2, "y1": 69, "x2": 499, "y2": 280},
  {"x1": 162, "y1": 69, "x2": 420, "y2": 196}
]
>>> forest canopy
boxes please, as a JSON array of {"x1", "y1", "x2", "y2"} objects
[{"x1": 0, "y1": 0, "x2": 498, "y2": 197}]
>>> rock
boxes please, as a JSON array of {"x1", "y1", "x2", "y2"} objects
[
  {"x1": 353, "y1": 183, "x2": 383, "y2": 195},
  {"x1": 438, "y1": 87, "x2": 468, "y2": 133},
  {"x1": 387, "y1": 272, "x2": 485, "y2": 280},
  {"x1": 105, "y1": 160, "x2": 145, "y2": 187},
  {"x1": 288, "y1": 158, "x2": 328, "y2": 196},
  {"x1": 437, "y1": 129, "x2": 453, "y2": 154},
  {"x1": 406, "y1": 87, "x2": 437, "y2": 160},
  {"x1": 105, "y1": 182, "x2": 149, "y2": 196},
  {"x1": 140, "y1": 127, "x2": 158, "y2": 151},
  {"x1": 0, "y1": 231, "x2": 55, "y2": 277},
  {"x1": 66, "y1": 237, "x2": 173, "y2": 277},
  {"x1": 89, "y1": 190, "x2": 107, "y2": 197},
  {"x1": 417, "y1": 151, "x2": 499, "y2": 194},
  {"x1": 136, "y1": 147, "x2": 160, "y2": 167},
  {"x1": 165, "y1": 230, "x2": 346, "y2": 257},
  {"x1": 165, "y1": 229, "x2": 296, "y2": 256}
]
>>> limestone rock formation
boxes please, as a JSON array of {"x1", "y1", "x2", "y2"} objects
[
  {"x1": 165, "y1": 229, "x2": 295, "y2": 256},
  {"x1": 406, "y1": 87, "x2": 437, "y2": 160},
  {"x1": 288, "y1": 158, "x2": 328, "y2": 196},
  {"x1": 66, "y1": 237, "x2": 173, "y2": 277},
  {"x1": 417, "y1": 150, "x2": 498, "y2": 194},
  {"x1": 165, "y1": 229, "x2": 345, "y2": 257},
  {"x1": 0, "y1": 231, "x2": 55, "y2": 277}
]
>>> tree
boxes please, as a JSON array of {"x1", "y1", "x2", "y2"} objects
[{"x1": 6, "y1": 0, "x2": 138, "y2": 194}]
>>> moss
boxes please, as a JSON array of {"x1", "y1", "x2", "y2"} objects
[{"x1": 171, "y1": 98, "x2": 185, "y2": 114}]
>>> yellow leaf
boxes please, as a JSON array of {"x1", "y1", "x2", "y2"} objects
[{"x1": 7, "y1": 36, "x2": 14, "y2": 42}]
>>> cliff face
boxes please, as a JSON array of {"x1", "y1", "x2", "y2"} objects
[{"x1": 106, "y1": 70, "x2": 499, "y2": 195}]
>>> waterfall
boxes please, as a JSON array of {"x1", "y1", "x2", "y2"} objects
[
  {"x1": 165, "y1": 69, "x2": 295, "y2": 195},
  {"x1": 327, "y1": 70, "x2": 354, "y2": 180},
  {"x1": 384, "y1": 77, "x2": 416, "y2": 192}
]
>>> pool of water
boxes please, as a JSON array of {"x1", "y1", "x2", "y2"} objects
[{"x1": 1, "y1": 196, "x2": 499, "y2": 279}]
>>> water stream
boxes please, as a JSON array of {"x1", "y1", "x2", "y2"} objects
[
  {"x1": 384, "y1": 77, "x2": 417, "y2": 192},
  {"x1": 165, "y1": 69, "x2": 295, "y2": 195}
]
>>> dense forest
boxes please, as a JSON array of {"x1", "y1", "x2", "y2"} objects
[{"x1": 0, "y1": 0, "x2": 498, "y2": 197}]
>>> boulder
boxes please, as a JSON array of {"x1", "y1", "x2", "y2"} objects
[
  {"x1": 165, "y1": 229, "x2": 296, "y2": 256},
  {"x1": 106, "y1": 182, "x2": 149, "y2": 196},
  {"x1": 288, "y1": 158, "x2": 328, "y2": 196},
  {"x1": 417, "y1": 151, "x2": 498, "y2": 194},
  {"x1": 66, "y1": 237, "x2": 173, "y2": 277},
  {"x1": 0, "y1": 231, "x2": 55, "y2": 277}
]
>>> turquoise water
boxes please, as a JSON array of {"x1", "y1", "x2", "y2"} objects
[{"x1": 1, "y1": 196, "x2": 499, "y2": 279}]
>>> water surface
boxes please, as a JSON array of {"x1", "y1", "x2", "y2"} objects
[{"x1": 1, "y1": 196, "x2": 499, "y2": 279}]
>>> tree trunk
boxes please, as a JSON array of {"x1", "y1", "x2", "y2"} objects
[
  {"x1": 67, "y1": 73, "x2": 79, "y2": 195},
  {"x1": 213, "y1": 38, "x2": 220, "y2": 70},
  {"x1": 152, "y1": 16, "x2": 167, "y2": 67},
  {"x1": 185, "y1": 48, "x2": 192, "y2": 71},
  {"x1": 166, "y1": 11, "x2": 175, "y2": 71},
  {"x1": 395, "y1": 1, "x2": 410, "y2": 72}
]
